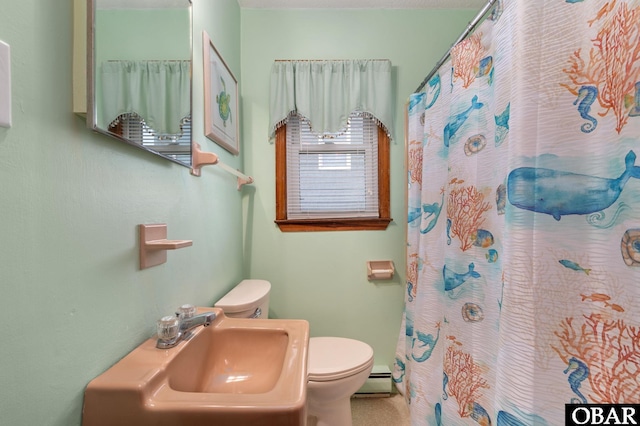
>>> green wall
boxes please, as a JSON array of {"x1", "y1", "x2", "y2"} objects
[
  {"x1": 0, "y1": 1, "x2": 476, "y2": 425},
  {"x1": 0, "y1": 1, "x2": 242, "y2": 425},
  {"x1": 240, "y1": 9, "x2": 477, "y2": 367}
]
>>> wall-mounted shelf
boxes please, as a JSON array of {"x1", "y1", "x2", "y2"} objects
[{"x1": 139, "y1": 224, "x2": 192, "y2": 270}]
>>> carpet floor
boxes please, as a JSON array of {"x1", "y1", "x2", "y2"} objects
[{"x1": 351, "y1": 393, "x2": 410, "y2": 426}]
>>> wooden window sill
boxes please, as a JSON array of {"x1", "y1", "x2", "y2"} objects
[{"x1": 275, "y1": 217, "x2": 393, "y2": 232}]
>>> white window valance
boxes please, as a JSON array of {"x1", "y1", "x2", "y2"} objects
[
  {"x1": 100, "y1": 60, "x2": 190, "y2": 136},
  {"x1": 269, "y1": 59, "x2": 393, "y2": 140}
]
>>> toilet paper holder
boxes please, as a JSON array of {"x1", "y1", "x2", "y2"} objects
[{"x1": 367, "y1": 260, "x2": 395, "y2": 280}]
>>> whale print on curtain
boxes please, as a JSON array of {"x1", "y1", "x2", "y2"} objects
[{"x1": 394, "y1": 0, "x2": 640, "y2": 424}]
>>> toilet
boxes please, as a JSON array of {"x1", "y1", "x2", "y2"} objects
[{"x1": 215, "y1": 279, "x2": 374, "y2": 426}]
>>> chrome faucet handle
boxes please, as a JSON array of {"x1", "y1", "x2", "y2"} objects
[
  {"x1": 176, "y1": 304, "x2": 197, "y2": 320},
  {"x1": 156, "y1": 315, "x2": 180, "y2": 345},
  {"x1": 176, "y1": 304, "x2": 198, "y2": 339},
  {"x1": 156, "y1": 307, "x2": 215, "y2": 349}
]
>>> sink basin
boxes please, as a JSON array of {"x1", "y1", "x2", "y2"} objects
[
  {"x1": 169, "y1": 326, "x2": 289, "y2": 394},
  {"x1": 82, "y1": 308, "x2": 309, "y2": 426}
]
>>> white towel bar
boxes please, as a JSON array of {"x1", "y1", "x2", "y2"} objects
[{"x1": 190, "y1": 143, "x2": 254, "y2": 190}]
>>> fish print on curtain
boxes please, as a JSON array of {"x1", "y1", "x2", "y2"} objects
[{"x1": 394, "y1": 0, "x2": 640, "y2": 424}]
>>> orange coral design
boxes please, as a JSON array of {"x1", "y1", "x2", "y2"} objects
[
  {"x1": 451, "y1": 33, "x2": 486, "y2": 89},
  {"x1": 553, "y1": 313, "x2": 640, "y2": 403},
  {"x1": 408, "y1": 140, "x2": 423, "y2": 185},
  {"x1": 446, "y1": 184, "x2": 492, "y2": 251},
  {"x1": 444, "y1": 345, "x2": 490, "y2": 418},
  {"x1": 562, "y1": 1, "x2": 640, "y2": 133}
]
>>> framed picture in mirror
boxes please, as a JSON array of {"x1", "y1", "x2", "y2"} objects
[{"x1": 203, "y1": 31, "x2": 239, "y2": 155}]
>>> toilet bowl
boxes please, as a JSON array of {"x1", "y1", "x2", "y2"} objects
[
  {"x1": 306, "y1": 337, "x2": 374, "y2": 426},
  {"x1": 215, "y1": 280, "x2": 374, "y2": 426}
]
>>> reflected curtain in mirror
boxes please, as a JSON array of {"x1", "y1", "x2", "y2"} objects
[{"x1": 100, "y1": 60, "x2": 190, "y2": 137}]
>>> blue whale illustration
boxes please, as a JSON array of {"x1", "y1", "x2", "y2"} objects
[
  {"x1": 507, "y1": 150, "x2": 640, "y2": 220},
  {"x1": 444, "y1": 95, "x2": 484, "y2": 147},
  {"x1": 443, "y1": 263, "x2": 481, "y2": 291}
]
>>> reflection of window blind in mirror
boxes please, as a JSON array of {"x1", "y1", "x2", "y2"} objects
[
  {"x1": 286, "y1": 113, "x2": 379, "y2": 219},
  {"x1": 109, "y1": 114, "x2": 192, "y2": 164}
]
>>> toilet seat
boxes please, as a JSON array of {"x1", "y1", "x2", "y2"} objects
[{"x1": 308, "y1": 337, "x2": 374, "y2": 382}]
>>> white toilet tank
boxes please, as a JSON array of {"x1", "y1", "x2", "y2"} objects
[{"x1": 214, "y1": 279, "x2": 271, "y2": 318}]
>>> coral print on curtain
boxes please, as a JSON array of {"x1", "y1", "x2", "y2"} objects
[{"x1": 395, "y1": 0, "x2": 640, "y2": 424}]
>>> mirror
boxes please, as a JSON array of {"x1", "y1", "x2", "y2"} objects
[{"x1": 87, "y1": 0, "x2": 192, "y2": 167}]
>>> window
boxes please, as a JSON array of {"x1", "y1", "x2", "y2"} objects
[{"x1": 275, "y1": 113, "x2": 391, "y2": 232}]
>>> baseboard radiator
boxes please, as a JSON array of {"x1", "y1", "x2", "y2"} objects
[{"x1": 353, "y1": 365, "x2": 392, "y2": 398}]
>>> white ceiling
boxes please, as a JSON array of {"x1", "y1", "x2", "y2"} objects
[{"x1": 237, "y1": 0, "x2": 487, "y2": 8}]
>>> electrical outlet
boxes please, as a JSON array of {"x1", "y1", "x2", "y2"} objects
[{"x1": 0, "y1": 40, "x2": 11, "y2": 128}]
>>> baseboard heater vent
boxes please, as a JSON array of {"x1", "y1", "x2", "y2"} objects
[{"x1": 353, "y1": 365, "x2": 392, "y2": 398}]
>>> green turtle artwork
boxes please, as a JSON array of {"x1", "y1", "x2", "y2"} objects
[{"x1": 216, "y1": 77, "x2": 232, "y2": 126}]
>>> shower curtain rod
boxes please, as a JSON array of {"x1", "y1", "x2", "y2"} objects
[
  {"x1": 274, "y1": 59, "x2": 389, "y2": 62},
  {"x1": 413, "y1": 0, "x2": 498, "y2": 93},
  {"x1": 106, "y1": 60, "x2": 189, "y2": 62}
]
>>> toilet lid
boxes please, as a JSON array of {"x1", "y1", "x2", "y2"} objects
[
  {"x1": 308, "y1": 337, "x2": 374, "y2": 382},
  {"x1": 214, "y1": 279, "x2": 270, "y2": 313}
]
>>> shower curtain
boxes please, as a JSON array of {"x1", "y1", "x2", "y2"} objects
[{"x1": 394, "y1": 0, "x2": 640, "y2": 424}]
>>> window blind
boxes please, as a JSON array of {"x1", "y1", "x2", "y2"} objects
[
  {"x1": 116, "y1": 114, "x2": 192, "y2": 164},
  {"x1": 286, "y1": 113, "x2": 379, "y2": 219}
]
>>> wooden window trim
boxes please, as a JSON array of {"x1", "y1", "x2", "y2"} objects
[{"x1": 275, "y1": 124, "x2": 392, "y2": 232}]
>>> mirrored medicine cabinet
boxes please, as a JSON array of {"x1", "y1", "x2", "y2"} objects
[{"x1": 82, "y1": 0, "x2": 193, "y2": 167}]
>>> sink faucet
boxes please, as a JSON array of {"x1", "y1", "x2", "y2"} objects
[{"x1": 156, "y1": 306, "x2": 216, "y2": 349}]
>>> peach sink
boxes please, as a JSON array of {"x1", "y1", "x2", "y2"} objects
[{"x1": 82, "y1": 308, "x2": 309, "y2": 426}]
